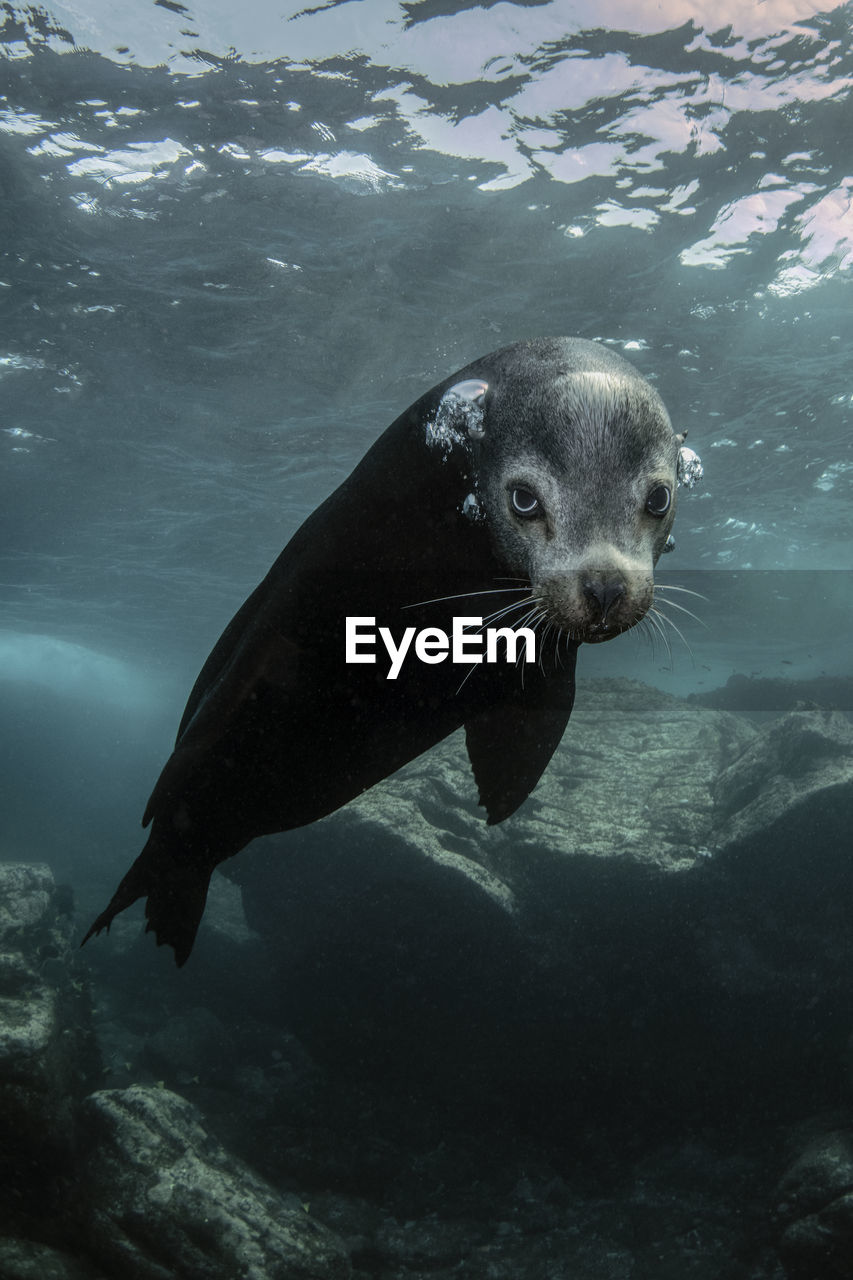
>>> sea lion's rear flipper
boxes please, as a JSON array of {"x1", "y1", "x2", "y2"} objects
[
  {"x1": 81, "y1": 829, "x2": 216, "y2": 967},
  {"x1": 465, "y1": 652, "x2": 578, "y2": 824},
  {"x1": 85, "y1": 622, "x2": 297, "y2": 965}
]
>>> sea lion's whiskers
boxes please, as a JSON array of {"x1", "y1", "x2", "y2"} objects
[
  {"x1": 453, "y1": 598, "x2": 543, "y2": 696},
  {"x1": 514, "y1": 604, "x2": 545, "y2": 645},
  {"x1": 633, "y1": 615, "x2": 652, "y2": 654},
  {"x1": 519, "y1": 606, "x2": 548, "y2": 689},
  {"x1": 454, "y1": 663, "x2": 479, "y2": 696},
  {"x1": 648, "y1": 605, "x2": 693, "y2": 661},
  {"x1": 516, "y1": 607, "x2": 546, "y2": 669},
  {"x1": 403, "y1": 586, "x2": 530, "y2": 610},
  {"x1": 646, "y1": 614, "x2": 672, "y2": 665},
  {"x1": 651, "y1": 592, "x2": 707, "y2": 628},
  {"x1": 477, "y1": 594, "x2": 537, "y2": 629},
  {"x1": 504, "y1": 607, "x2": 543, "y2": 684},
  {"x1": 542, "y1": 620, "x2": 562, "y2": 673},
  {"x1": 638, "y1": 611, "x2": 672, "y2": 665},
  {"x1": 506, "y1": 606, "x2": 542, "y2": 669},
  {"x1": 537, "y1": 618, "x2": 554, "y2": 674},
  {"x1": 653, "y1": 584, "x2": 708, "y2": 602}
]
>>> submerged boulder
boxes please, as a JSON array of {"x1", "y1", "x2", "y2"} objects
[
  {"x1": 234, "y1": 683, "x2": 853, "y2": 1128},
  {"x1": 0, "y1": 861, "x2": 95, "y2": 1221},
  {"x1": 0, "y1": 1237, "x2": 107, "y2": 1279},
  {"x1": 239, "y1": 679, "x2": 754, "y2": 962},
  {"x1": 80, "y1": 1084, "x2": 350, "y2": 1280},
  {"x1": 775, "y1": 1129, "x2": 853, "y2": 1279},
  {"x1": 0, "y1": 866, "x2": 349, "y2": 1276},
  {"x1": 712, "y1": 709, "x2": 853, "y2": 854}
]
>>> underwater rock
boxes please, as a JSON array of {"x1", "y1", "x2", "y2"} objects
[
  {"x1": 203, "y1": 870, "x2": 258, "y2": 945},
  {"x1": 238, "y1": 679, "x2": 752, "y2": 975},
  {"x1": 688, "y1": 710, "x2": 853, "y2": 1015},
  {"x1": 373, "y1": 1214, "x2": 488, "y2": 1270},
  {"x1": 0, "y1": 861, "x2": 57, "y2": 942},
  {"x1": 776, "y1": 1130, "x2": 853, "y2": 1279},
  {"x1": 0, "y1": 1237, "x2": 107, "y2": 1279},
  {"x1": 712, "y1": 709, "x2": 853, "y2": 855},
  {"x1": 779, "y1": 1197, "x2": 853, "y2": 1280},
  {"x1": 240, "y1": 678, "x2": 752, "y2": 938},
  {"x1": 235, "y1": 683, "x2": 754, "y2": 1110},
  {"x1": 80, "y1": 1083, "x2": 350, "y2": 1280},
  {"x1": 241, "y1": 690, "x2": 853, "y2": 971},
  {"x1": 233, "y1": 685, "x2": 853, "y2": 1130},
  {"x1": 690, "y1": 671, "x2": 853, "y2": 713},
  {"x1": 777, "y1": 1130, "x2": 853, "y2": 1219},
  {"x1": 0, "y1": 862, "x2": 95, "y2": 1221}
]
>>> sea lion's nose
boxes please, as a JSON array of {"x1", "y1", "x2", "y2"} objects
[{"x1": 582, "y1": 579, "x2": 626, "y2": 624}]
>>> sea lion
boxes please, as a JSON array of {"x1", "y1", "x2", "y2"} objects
[{"x1": 84, "y1": 337, "x2": 692, "y2": 965}]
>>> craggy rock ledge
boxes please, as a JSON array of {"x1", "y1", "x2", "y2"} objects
[
  {"x1": 0, "y1": 861, "x2": 350, "y2": 1280},
  {"x1": 3, "y1": 680, "x2": 853, "y2": 1278},
  {"x1": 80, "y1": 1084, "x2": 350, "y2": 1280},
  {"x1": 239, "y1": 681, "x2": 853, "y2": 1132}
]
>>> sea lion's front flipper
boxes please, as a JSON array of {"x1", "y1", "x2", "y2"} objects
[{"x1": 464, "y1": 651, "x2": 578, "y2": 825}]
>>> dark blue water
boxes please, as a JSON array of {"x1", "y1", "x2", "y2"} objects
[
  {"x1": 1, "y1": 2, "x2": 851, "y2": 868},
  {"x1": 2, "y1": 10, "x2": 853, "y2": 1277}
]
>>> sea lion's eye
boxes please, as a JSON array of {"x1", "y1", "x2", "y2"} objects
[
  {"x1": 645, "y1": 484, "x2": 671, "y2": 517},
  {"x1": 510, "y1": 487, "x2": 540, "y2": 518}
]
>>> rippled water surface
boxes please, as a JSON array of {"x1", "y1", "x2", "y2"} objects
[
  {"x1": 5, "y1": 16, "x2": 853, "y2": 1276},
  {"x1": 1, "y1": 0, "x2": 851, "y2": 688}
]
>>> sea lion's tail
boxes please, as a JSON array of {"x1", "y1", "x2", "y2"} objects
[{"x1": 81, "y1": 829, "x2": 213, "y2": 967}]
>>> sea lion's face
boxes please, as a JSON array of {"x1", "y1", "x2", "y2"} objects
[{"x1": 476, "y1": 371, "x2": 679, "y2": 645}]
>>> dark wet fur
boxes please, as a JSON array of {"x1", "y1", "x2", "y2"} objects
[{"x1": 84, "y1": 338, "x2": 678, "y2": 964}]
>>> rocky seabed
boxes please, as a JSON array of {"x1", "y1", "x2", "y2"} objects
[{"x1": 2, "y1": 683, "x2": 853, "y2": 1279}]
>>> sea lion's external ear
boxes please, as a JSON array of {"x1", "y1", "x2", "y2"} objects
[
  {"x1": 677, "y1": 445, "x2": 703, "y2": 489},
  {"x1": 447, "y1": 379, "x2": 488, "y2": 439},
  {"x1": 448, "y1": 380, "x2": 488, "y2": 400},
  {"x1": 426, "y1": 380, "x2": 489, "y2": 454}
]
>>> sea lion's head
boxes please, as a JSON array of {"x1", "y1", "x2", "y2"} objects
[{"x1": 451, "y1": 339, "x2": 686, "y2": 646}]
